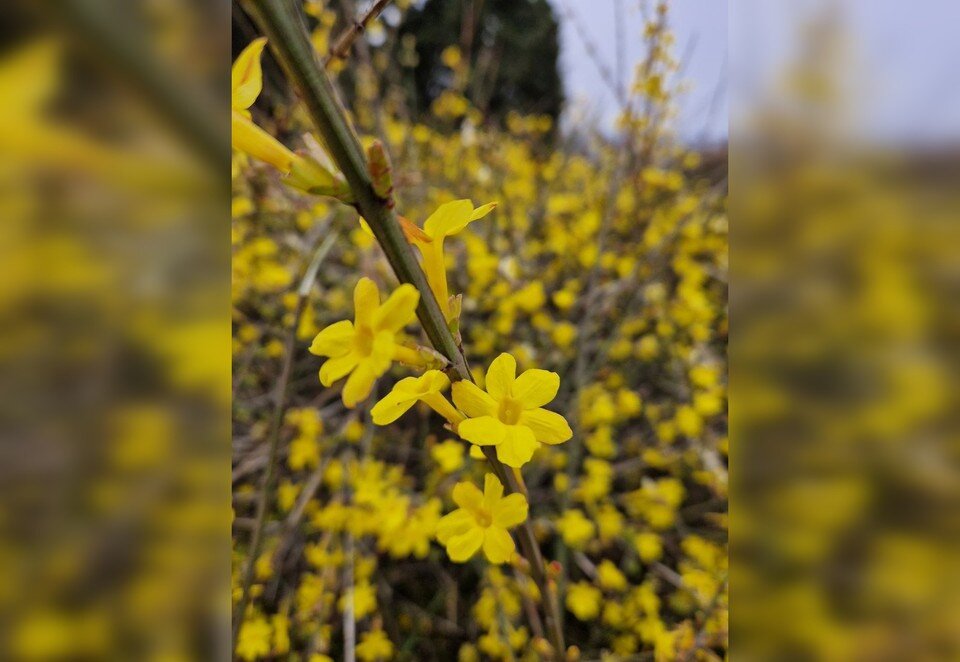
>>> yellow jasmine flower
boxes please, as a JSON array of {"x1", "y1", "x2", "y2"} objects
[
  {"x1": 436, "y1": 473, "x2": 528, "y2": 564},
  {"x1": 452, "y1": 353, "x2": 572, "y2": 468},
  {"x1": 411, "y1": 200, "x2": 497, "y2": 320},
  {"x1": 236, "y1": 616, "x2": 271, "y2": 661},
  {"x1": 556, "y1": 508, "x2": 596, "y2": 549},
  {"x1": 232, "y1": 38, "x2": 295, "y2": 173},
  {"x1": 597, "y1": 559, "x2": 628, "y2": 592},
  {"x1": 431, "y1": 439, "x2": 466, "y2": 473},
  {"x1": 338, "y1": 581, "x2": 377, "y2": 619},
  {"x1": 370, "y1": 370, "x2": 464, "y2": 427},
  {"x1": 232, "y1": 39, "x2": 343, "y2": 195},
  {"x1": 309, "y1": 277, "x2": 420, "y2": 408},
  {"x1": 566, "y1": 581, "x2": 602, "y2": 621},
  {"x1": 356, "y1": 629, "x2": 393, "y2": 662}
]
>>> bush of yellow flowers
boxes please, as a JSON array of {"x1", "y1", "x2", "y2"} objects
[{"x1": 232, "y1": 1, "x2": 726, "y2": 660}]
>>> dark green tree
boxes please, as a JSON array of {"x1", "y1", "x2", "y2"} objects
[{"x1": 399, "y1": 0, "x2": 563, "y2": 125}]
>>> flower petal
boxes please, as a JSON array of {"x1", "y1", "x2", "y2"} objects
[
  {"x1": 420, "y1": 370, "x2": 451, "y2": 394},
  {"x1": 436, "y1": 509, "x2": 473, "y2": 544},
  {"x1": 309, "y1": 320, "x2": 354, "y2": 357},
  {"x1": 232, "y1": 112, "x2": 294, "y2": 173},
  {"x1": 369, "y1": 330, "x2": 396, "y2": 374},
  {"x1": 492, "y1": 493, "x2": 529, "y2": 528},
  {"x1": 341, "y1": 362, "x2": 377, "y2": 408},
  {"x1": 232, "y1": 37, "x2": 267, "y2": 110},
  {"x1": 485, "y1": 353, "x2": 517, "y2": 400},
  {"x1": 513, "y1": 369, "x2": 560, "y2": 409},
  {"x1": 482, "y1": 527, "x2": 515, "y2": 564},
  {"x1": 469, "y1": 201, "x2": 498, "y2": 221},
  {"x1": 422, "y1": 199, "x2": 474, "y2": 238},
  {"x1": 353, "y1": 277, "x2": 380, "y2": 329},
  {"x1": 370, "y1": 386, "x2": 419, "y2": 425},
  {"x1": 319, "y1": 352, "x2": 358, "y2": 386},
  {"x1": 520, "y1": 408, "x2": 573, "y2": 445},
  {"x1": 374, "y1": 284, "x2": 419, "y2": 332},
  {"x1": 457, "y1": 416, "x2": 507, "y2": 446},
  {"x1": 482, "y1": 473, "x2": 504, "y2": 508},
  {"x1": 452, "y1": 381, "x2": 497, "y2": 417},
  {"x1": 496, "y1": 425, "x2": 539, "y2": 468},
  {"x1": 446, "y1": 527, "x2": 483, "y2": 562},
  {"x1": 451, "y1": 481, "x2": 484, "y2": 511}
]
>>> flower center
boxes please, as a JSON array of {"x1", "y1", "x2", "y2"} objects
[
  {"x1": 475, "y1": 507, "x2": 492, "y2": 528},
  {"x1": 498, "y1": 397, "x2": 523, "y2": 425},
  {"x1": 354, "y1": 326, "x2": 374, "y2": 356}
]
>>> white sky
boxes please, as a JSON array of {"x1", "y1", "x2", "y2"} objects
[
  {"x1": 548, "y1": 0, "x2": 728, "y2": 146},
  {"x1": 549, "y1": 0, "x2": 960, "y2": 148}
]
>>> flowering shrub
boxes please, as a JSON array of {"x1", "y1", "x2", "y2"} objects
[{"x1": 232, "y1": 1, "x2": 727, "y2": 660}]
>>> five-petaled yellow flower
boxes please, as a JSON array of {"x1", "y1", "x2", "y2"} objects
[
  {"x1": 309, "y1": 277, "x2": 420, "y2": 408},
  {"x1": 436, "y1": 474, "x2": 528, "y2": 564},
  {"x1": 452, "y1": 353, "x2": 572, "y2": 467}
]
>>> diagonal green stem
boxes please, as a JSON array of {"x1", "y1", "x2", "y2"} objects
[{"x1": 238, "y1": 0, "x2": 565, "y2": 656}]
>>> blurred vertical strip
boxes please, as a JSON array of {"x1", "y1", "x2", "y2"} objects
[
  {"x1": 731, "y1": 1, "x2": 960, "y2": 659},
  {"x1": 0, "y1": 0, "x2": 230, "y2": 659}
]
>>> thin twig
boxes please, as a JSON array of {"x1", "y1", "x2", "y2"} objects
[
  {"x1": 232, "y1": 233, "x2": 338, "y2": 652},
  {"x1": 324, "y1": 0, "x2": 394, "y2": 65},
  {"x1": 556, "y1": 0, "x2": 627, "y2": 109}
]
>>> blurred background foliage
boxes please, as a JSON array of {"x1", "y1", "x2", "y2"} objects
[{"x1": 397, "y1": 0, "x2": 564, "y2": 126}]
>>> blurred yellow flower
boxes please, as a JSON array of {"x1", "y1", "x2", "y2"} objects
[
  {"x1": 556, "y1": 508, "x2": 596, "y2": 549},
  {"x1": 597, "y1": 560, "x2": 628, "y2": 592},
  {"x1": 431, "y1": 439, "x2": 466, "y2": 473},
  {"x1": 452, "y1": 353, "x2": 571, "y2": 467},
  {"x1": 309, "y1": 278, "x2": 419, "y2": 408},
  {"x1": 356, "y1": 629, "x2": 393, "y2": 661},
  {"x1": 566, "y1": 582, "x2": 602, "y2": 621},
  {"x1": 634, "y1": 531, "x2": 664, "y2": 563},
  {"x1": 436, "y1": 473, "x2": 528, "y2": 564},
  {"x1": 236, "y1": 616, "x2": 271, "y2": 661}
]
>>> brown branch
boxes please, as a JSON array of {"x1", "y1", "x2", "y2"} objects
[{"x1": 324, "y1": 0, "x2": 394, "y2": 66}]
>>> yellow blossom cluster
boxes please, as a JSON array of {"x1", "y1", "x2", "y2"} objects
[{"x1": 232, "y1": 1, "x2": 726, "y2": 659}]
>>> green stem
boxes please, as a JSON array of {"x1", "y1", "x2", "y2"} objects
[{"x1": 239, "y1": 1, "x2": 565, "y2": 656}]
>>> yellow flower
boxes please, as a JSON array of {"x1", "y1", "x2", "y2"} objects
[
  {"x1": 412, "y1": 200, "x2": 497, "y2": 320},
  {"x1": 597, "y1": 559, "x2": 628, "y2": 592},
  {"x1": 556, "y1": 509, "x2": 596, "y2": 549},
  {"x1": 338, "y1": 581, "x2": 377, "y2": 619},
  {"x1": 236, "y1": 616, "x2": 271, "y2": 661},
  {"x1": 431, "y1": 439, "x2": 466, "y2": 473},
  {"x1": 371, "y1": 370, "x2": 464, "y2": 427},
  {"x1": 232, "y1": 39, "x2": 342, "y2": 194},
  {"x1": 451, "y1": 353, "x2": 571, "y2": 468},
  {"x1": 436, "y1": 473, "x2": 528, "y2": 564},
  {"x1": 309, "y1": 277, "x2": 419, "y2": 408},
  {"x1": 566, "y1": 581, "x2": 602, "y2": 621},
  {"x1": 356, "y1": 629, "x2": 393, "y2": 662},
  {"x1": 232, "y1": 38, "x2": 295, "y2": 173}
]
